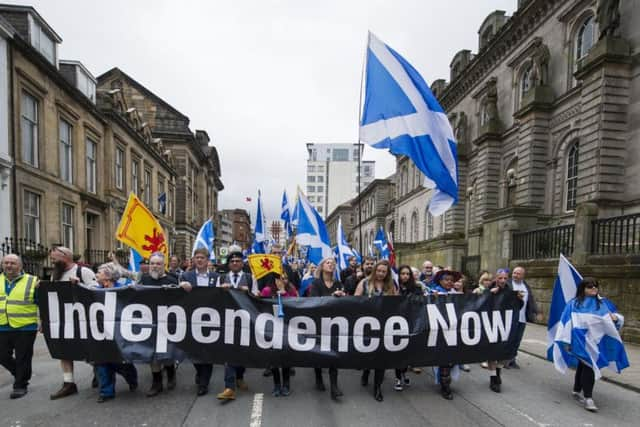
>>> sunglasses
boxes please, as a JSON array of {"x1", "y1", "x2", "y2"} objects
[{"x1": 585, "y1": 284, "x2": 599, "y2": 289}]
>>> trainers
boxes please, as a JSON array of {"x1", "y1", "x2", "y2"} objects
[
  {"x1": 50, "y1": 382, "x2": 78, "y2": 400},
  {"x1": 572, "y1": 391, "x2": 585, "y2": 404},
  {"x1": 394, "y1": 378, "x2": 403, "y2": 391},
  {"x1": 10, "y1": 389, "x2": 27, "y2": 399},
  {"x1": 217, "y1": 388, "x2": 236, "y2": 400},
  {"x1": 97, "y1": 395, "x2": 114, "y2": 403},
  {"x1": 281, "y1": 385, "x2": 290, "y2": 396},
  {"x1": 236, "y1": 379, "x2": 249, "y2": 391},
  {"x1": 481, "y1": 362, "x2": 489, "y2": 369},
  {"x1": 584, "y1": 398, "x2": 598, "y2": 412},
  {"x1": 403, "y1": 375, "x2": 411, "y2": 387},
  {"x1": 461, "y1": 364, "x2": 471, "y2": 372},
  {"x1": 272, "y1": 386, "x2": 282, "y2": 397}
]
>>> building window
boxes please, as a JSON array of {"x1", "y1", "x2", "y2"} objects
[
  {"x1": 440, "y1": 214, "x2": 447, "y2": 235},
  {"x1": 410, "y1": 211, "x2": 418, "y2": 243},
  {"x1": 332, "y1": 149, "x2": 349, "y2": 161},
  {"x1": 308, "y1": 165, "x2": 316, "y2": 173},
  {"x1": 86, "y1": 213, "x2": 99, "y2": 250},
  {"x1": 317, "y1": 175, "x2": 324, "y2": 183},
  {"x1": 307, "y1": 185, "x2": 315, "y2": 193},
  {"x1": 520, "y1": 64, "x2": 533, "y2": 103},
  {"x1": 61, "y1": 203, "x2": 75, "y2": 251},
  {"x1": 400, "y1": 217, "x2": 407, "y2": 242},
  {"x1": 115, "y1": 147, "x2": 124, "y2": 190},
  {"x1": 144, "y1": 169, "x2": 152, "y2": 205},
  {"x1": 168, "y1": 186, "x2": 174, "y2": 219},
  {"x1": 317, "y1": 206, "x2": 323, "y2": 213},
  {"x1": 23, "y1": 191, "x2": 40, "y2": 243},
  {"x1": 21, "y1": 92, "x2": 39, "y2": 167},
  {"x1": 29, "y1": 15, "x2": 56, "y2": 64},
  {"x1": 363, "y1": 165, "x2": 373, "y2": 177},
  {"x1": 317, "y1": 165, "x2": 324, "y2": 172},
  {"x1": 317, "y1": 195, "x2": 324, "y2": 203},
  {"x1": 307, "y1": 175, "x2": 316, "y2": 182},
  {"x1": 316, "y1": 186, "x2": 324, "y2": 193},
  {"x1": 59, "y1": 120, "x2": 73, "y2": 183},
  {"x1": 308, "y1": 196, "x2": 315, "y2": 202},
  {"x1": 86, "y1": 138, "x2": 97, "y2": 193},
  {"x1": 566, "y1": 142, "x2": 579, "y2": 211},
  {"x1": 575, "y1": 16, "x2": 595, "y2": 64},
  {"x1": 425, "y1": 211, "x2": 434, "y2": 240},
  {"x1": 76, "y1": 69, "x2": 96, "y2": 103},
  {"x1": 131, "y1": 159, "x2": 140, "y2": 195},
  {"x1": 353, "y1": 148, "x2": 360, "y2": 160},
  {"x1": 402, "y1": 166, "x2": 408, "y2": 195},
  {"x1": 158, "y1": 176, "x2": 166, "y2": 212}
]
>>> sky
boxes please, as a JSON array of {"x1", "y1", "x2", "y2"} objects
[{"x1": 9, "y1": 0, "x2": 516, "y2": 225}]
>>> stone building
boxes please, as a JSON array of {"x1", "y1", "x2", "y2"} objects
[
  {"x1": 0, "y1": 15, "x2": 13, "y2": 241},
  {"x1": 390, "y1": 0, "x2": 640, "y2": 341},
  {"x1": 97, "y1": 68, "x2": 224, "y2": 258},
  {"x1": 325, "y1": 202, "x2": 355, "y2": 247},
  {"x1": 217, "y1": 210, "x2": 234, "y2": 252},
  {"x1": 221, "y1": 208, "x2": 251, "y2": 250}
]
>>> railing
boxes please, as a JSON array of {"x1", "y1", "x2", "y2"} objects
[
  {"x1": 0, "y1": 237, "x2": 51, "y2": 277},
  {"x1": 591, "y1": 213, "x2": 640, "y2": 255},
  {"x1": 83, "y1": 249, "x2": 130, "y2": 267},
  {"x1": 512, "y1": 224, "x2": 574, "y2": 259}
]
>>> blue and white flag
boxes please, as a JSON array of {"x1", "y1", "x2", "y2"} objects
[
  {"x1": 547, "y1": 254, "x2": 582, "y2": 367},
  {"x1": 252, "y1": 191, "x2": 266, "y2": 254},
  {"x1": 352, "y1": 248, "x2": 362, "y2": 264},
  {"x1": 359, "y1": 32, "x2": 458, "y2": 216},
  {"x1": 158, "y1": 192, "x2": 167, "y2": 215},
  {"x1": 373, "y1": 226, "x2": 390, "y2": 259},
  {"x1": 128, "y1": 247, "x2": 143, "y2": 273},
  {"x1": 281, "y1": 190, "x2": 293, "y2": 236},
  {"x1": 336, "y1": 217, "x2": 355, "y2": 274},
  {"x1": 294, "y1": 191, "x2": 332, "y2": 266},
  {"x1": 554, "y1": 295, "x2": 629, "y2": 379},
  {"x1": 192, "y1": 218, "x2": 216, "y2": 261}
]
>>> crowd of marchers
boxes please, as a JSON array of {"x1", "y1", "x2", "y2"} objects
[{"x1": 0, "y1": 244, "x2": 624, "y2": 413}]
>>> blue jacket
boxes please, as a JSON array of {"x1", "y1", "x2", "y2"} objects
[{"x1": 180, "y1": 270, "x2": 219, "y2": 288}]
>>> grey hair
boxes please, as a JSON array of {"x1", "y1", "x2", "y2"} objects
[
  {"x1": 97, "y1": 262, "x2": 122, "y2": 282},
  {"x1": 149, "y1": 252, "x2": 165, "y2": 263}
]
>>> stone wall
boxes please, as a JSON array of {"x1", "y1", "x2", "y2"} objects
[
  {"x1": 395, "y1": 234, "x2": 467, "y2": 270},
  {"x1": 511, "y1": 256, "x2": 640, "y2": 344}
]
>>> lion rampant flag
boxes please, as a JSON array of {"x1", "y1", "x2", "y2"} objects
[
  {"x1": 247, "y1": 254, "x2": 283, "y2": 280},
  {"x1": 116, "y1": 193, "x2": 169, "y2": 264}
]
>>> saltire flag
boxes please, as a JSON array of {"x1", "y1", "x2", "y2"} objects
[
  {"x1": 553, "y1": 294, "x2": 629, "y2": 380},
  {"x1": 252, "y1": 191, "x2": 266, "y2": 254},
  {"x1": 352, "y1": 248, "x2": 362, "y2": 264},
  {"x1": 373, "y1": 226, "x2": 390, "y2": 259},
  {"x1": 386, "y1": 231, "x2": 396, "y2": 268},
  {"x1": 336, "y1": 217, "x2": 355, "y2": 274},
  {"x1": 158, "y1": 192, "x2": 167, "y2": 215},
  {"x1": 294, "y1": 191, "x2": 332, "y2": 266},
  {"x1": 116, "y1": 193, "x2": 169, "y2": 266},
  {"x1": 192, "y1": 218, "x2": 216, "y2": 261},
  {"x1": 547, "y1": 254, "x2": 581, "y2": 367},
  {"x1": 128, "y1": 248, "x2": 143, "y2": 273},
  {"x1": 359, "y1": 32, "x2": 458, "y2": 216},
  {"x1": 291, "y1": 190, "x2": 300, "y2": 226},
  {"x1": 281, "y1": 190, "x2": 293, "y2": 236},
  {"x1": 247, "y1": 254, "x2": 283, "y2": 280}
]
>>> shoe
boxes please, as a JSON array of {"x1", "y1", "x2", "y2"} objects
[
  {"x1": 50, "y1": 382, "x2": 78, "y2": 400},
  {"x1": 572, "y1": 391, "x2": 585, "y2": 404},
  {"x1": 394, "y1": 378, "x2": 403, "y2": 391},
  {"x1": 490, "y1": 376, "x2": 501, "y2": 393},
  {"x1": 584, "y1": 398, "x2": 598, "y2": 412},
  {"x1": 272, "y1": 386, "x2": 282, "y2": 397},
  {"x1": 263, "y1": 368, "x2": 272, "y2": 377},
  {"x1": 97, "y1": 395, "x2": 114, "y2": 403},
  {"x1": 129, "y1": 382, "x2": 138, "y2": 392},
  {"x1": 146, "y1": 382, "x2": 163, "y2": 397},
  {"x1": 91, "y1": 375, "x2": 98, "y2": 388},
  {"x1": 10, "y1": 389, "x2": 27, "y2": 399},
  {"x1": 441, "y1": 386, "x2": 453, "y2": 400},
  {"x1": 330, "y1": 387, "x2": 343, "y2": 400},
  {"x1": 360, "y1": 372, "x2": 369, "y2": 387},
  {"x1": 374, "y1": 385, "x2": 383, "y2": 402},
  {"x1": 510, "y1": 361, "x2": 521, "y2": 369},
  {"x1": 165, "y1": 366, "x2": 176, "y2": 390},
  {"x1": 315, "y1": 377, "x2": 326, "y2": 391},
  {"x1": 481, "y1": 362, "x2": 489, "y2": 369},
  {"x1": 281, "y1": 385, "x2": 290, "y2": 396},
  {"x1": 217, "y1": 388, "x2": 236, "y2": 400},
  {"x1": 197, "y1": 386, "x2": 208, "y2": 396},
  {"x1": 403, "y1": 375, "x2": 410, "y2": 387},
  {"x1": 495, "y1": 368, "x2": 502, "y2": 385},
  {"x1": 411, "y1": 367, "x2": 422, "y2": 374},
  {"x1": 236, "y1": 379, "x2": 249, "y2": 391},
  {"x1": 461, "y1": 364, "x2": 471, "y2": 372}
]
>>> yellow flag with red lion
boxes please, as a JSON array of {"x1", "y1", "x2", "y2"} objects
[
  {"x1": 247, "y1": 254, "x2": 283, "y2": 280},
  {"x1": 116, "y1": 193, "x2": 169, "y2": 265}
]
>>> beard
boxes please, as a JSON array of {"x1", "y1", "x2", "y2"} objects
[
  {"x1": 149, "y1": 270, "x2": 161, "y2": 280},
  {"x1": 51, "y1": 261, "x2": 67, "y2": 280}
]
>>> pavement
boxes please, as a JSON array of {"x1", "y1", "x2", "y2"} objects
[
  {"x1": 520, "y1": 322, "x2": 640, "y2": 392},
  {"x1": 0, "y1": 333, "x2": 639, "y2": 426}
]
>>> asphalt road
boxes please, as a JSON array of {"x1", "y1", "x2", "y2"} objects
[{"x1": 0, "y1": 336, "x2": 638, "y2": 427}]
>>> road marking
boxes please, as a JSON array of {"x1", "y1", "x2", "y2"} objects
[
  {"x1": 250, "y1": 393, "x2": 264, "y2": 427},
  {"x1": 504, "y1": 402, "x2": 550, "y2": 427}
]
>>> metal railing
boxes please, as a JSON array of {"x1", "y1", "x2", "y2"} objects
[
  {"x1": 591, "y1": 213, "x2": 640, "y2": 255},
  {"x1": 512, "y1": 224, "x2": 574, "y2": 259},
  {"x1": 0, "y1": 237, "x2": 51, "y2": 277}
]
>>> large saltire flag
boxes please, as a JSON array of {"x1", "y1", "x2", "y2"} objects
[
  {"x1": 252, "y1": 191, "x2": 266, "y2": 254},
  {"x1": 247, "y1": 254, "x2": 283, "y2": 280},
  {"x1": 336, "y1": 217, "x2": 355, "y2": 274},
  {"x1": 294, "y1": 191, "x2": 332, "y2": 266},
  {"x1": 359, "y1": 32, "x2": 458, "y2": 216},
  {"x1": 192, "y1": 218, "x2": 216, "y2": 261},
  {"x1": 281, "y1": 190, "x2": 293, "y2": 237},
  {"x1": 116, "y1": 193, "x2": 169, "y2": 265}
]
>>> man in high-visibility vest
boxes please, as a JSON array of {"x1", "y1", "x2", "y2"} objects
[{"x1": 0, "y1": 254, "x2": 39, "y2": 399}]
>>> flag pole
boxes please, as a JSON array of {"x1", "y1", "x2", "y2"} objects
[{"x1": 356, "y1": 32, "x2": 368, "y2": 257}]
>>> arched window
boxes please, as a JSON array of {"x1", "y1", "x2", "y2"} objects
[
  {"x1": 520, "y1": 63, "x2": 533, "y2": 103},
  {"x1": 400, "y1": 217, "x2": 407, "y2": 242},
  {"x1": 480, "y1": 102, "x2": 490, "y2": 127},
  {"x1": 414, "y1": 165, "x2": 421, "y2": 189},
  {"x1": 566, "y1": 142, "x2": 579, "y2": 211},
  {"x1": 402, "y1": 166, "x2": 409, "y2": 195},
  {"x1": 410, "y1": 211, "x2": 418, "y2": 243},
  {"x1": 425, "y1": 211, "x2": 434, "y2": 240},
  {"x1": 575, "y1": 16, "x2": 595, "y2": 64},
  {"x1": 439, "y1": 214, "x2": 447, "y2": 235}
]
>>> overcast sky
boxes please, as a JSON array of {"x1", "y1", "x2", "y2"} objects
[{"x1": 10, "y1": 0, "x2": 516, "y2": 225}]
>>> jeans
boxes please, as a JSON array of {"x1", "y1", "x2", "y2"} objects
[
  {"x1": 224, "y1": 365, "x2": 245, "y2": 389},
  {"x1": 0, "y1": 330, "x2": 37, "y2": 390},
  {"x1": 96, "y1": 363, "x2": 138, "y2": 397}
]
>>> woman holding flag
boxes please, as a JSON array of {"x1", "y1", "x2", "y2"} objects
[{"x1": 554, "y1": 277, "x2": 628, "y2": 412}]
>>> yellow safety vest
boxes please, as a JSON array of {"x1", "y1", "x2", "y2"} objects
[{"x1": 0, "y1": 273, "x2": 38, "y2": 328}]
